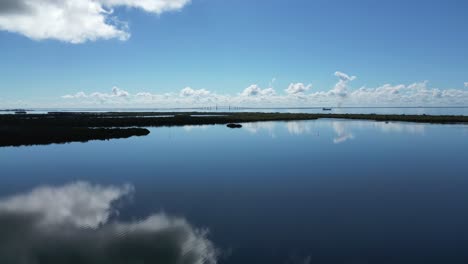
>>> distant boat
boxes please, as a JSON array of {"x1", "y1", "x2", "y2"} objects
[
  {"x1": 322, "y1": 108, "x2": 332, "y2": 111},
  {"x1": 15, "y1": 111, "x2": 27, "y2": 114}
]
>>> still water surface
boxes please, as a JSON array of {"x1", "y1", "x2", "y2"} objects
[{"x1": 1, "y1": 119, "x2": 468, "y2": 263}]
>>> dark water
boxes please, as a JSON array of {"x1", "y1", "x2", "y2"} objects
[{"x1": 1, "y1": 119, "x2": 468, "y2": 263}]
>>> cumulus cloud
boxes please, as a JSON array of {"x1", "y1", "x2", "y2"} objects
[
  {"x1": 62, "y1": 86, "x2": 130, "y2": 103},
  {"x1": 330, "y1": 71, "x2": 357, "y2": 98},
  {"x1": 180, "y1": 87, "x2": 211, "y2": 97},
  {"x1": 62, "y1": 91, "x2": 87, "y2": 99},
  {"x1": 112, "y1": 86, "x2": 130, "y2": 97},
  {"x1": 240, "y1": 85, "x2": 276, "y2": 97},
  {"x1": 465, "y1": 82, "x2": 468, "y2": 88},
  {"x1": 60, "y1": 72, "x2": 468, "y2": 108},
  {"x1": 0, "y1": 0, "x2": 190, "y2": 43},
  {"x1": 285, "y1": 83, "x2": 312, "y2": 95},
  {"x1": 0, "y1": 182, "x2": 217, "y2": 264},
  {"x1": 348, "y1": 81, "x2": 468, "y2": 105}
]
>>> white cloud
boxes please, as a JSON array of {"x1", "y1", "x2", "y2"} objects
[
  {"x1": 285, "y1": 83, "x2": 311, "y2": 95},
  {"x1": 335, "y1": 71, "x2": 357, "y2": 82},
  {"x1": 240, "y1": 85, "x2": 276, "y2": 97},
  {"x1": 62, "y1": 86, "x2": 131, "y2": 103},
  {"x1": 347, "y1": 81, "x2": 468, "y2": 105},
  {"x1": 465, "y1": 82, "x2": 468, "y2": 88},
  {"x1": 330, "y1": 71, "x2": 357, "y2": 98},
  {"x1": 0, "y1": 182, "x2": 217, "y2": 264},
  {"x1": 0, "y1": 0, "x2": 190, "y2": 43},
  {"x1": 112, "y1": 86, "x2": 130, "y2": 97},
  {"x1": 180, "y1": 87, "x2": 211, "y2": 97},
  {"x1": 100, "y1": 0, "x2": 190, "y2": 14},
  {"x1": 59, "y1": 72, "x2": 468, "y2": 108},
  {"x1": 62, "y1": 91, "x2": 87, "y2": 99}
]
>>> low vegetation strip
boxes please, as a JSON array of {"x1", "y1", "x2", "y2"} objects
[
  {"x1": 0, "y1": 127, "x2": 150, "y2": 147},
  {"x1": 311, "y1": 113, "x2": 468, "y2": 124},
  {"x1": 0, "y1": 112, "x2": 319, "y2": 127},
  {"x1": 1, "y1": 112, "x2": 467, "y2": 128}
]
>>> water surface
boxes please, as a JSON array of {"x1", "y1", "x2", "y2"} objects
[{"x1": 1, "y1": 119, "x2": 468, "y2": 263}]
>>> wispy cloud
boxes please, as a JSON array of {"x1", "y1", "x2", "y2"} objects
[{"x1": 0, "y1": 0, "x2": 190, "y2": 43}]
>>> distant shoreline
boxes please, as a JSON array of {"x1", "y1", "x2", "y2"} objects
[
  {"x1": 2, "y1": 111, "x2": 468, "y2": 125},
  {"x1": 1, "y1": 112, "x2": 467, "y2": 147},
  {"x1": 2, "y1": 106, "x2": 468, "y2": 112}
]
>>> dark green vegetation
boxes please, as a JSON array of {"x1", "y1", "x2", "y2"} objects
[
  {"x1": 0, "y1": 126, "x2": 150, "y2": 147},
  {"x1": 313, "y1": 113, "x2": 468, "y2": 124},
  {"x1": 0, "y1": 112, "x2": 320, "y2": 127},
  {"x1": 1, "y1": 112, "x2": 467, "y2": 147},
  {"x1": 227, "y1": 123, "x2": 243, "y2": 128}
]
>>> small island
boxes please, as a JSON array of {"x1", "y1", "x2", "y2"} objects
[
  {"x1": 1, "y1": 111, "x2": 467, "y2": 147},
  {"x1": 227, "y1": 123, "x2": 243, "y2": 128}
]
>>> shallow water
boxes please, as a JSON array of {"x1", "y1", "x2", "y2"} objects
[{"x1": 1, "y1": 119, "x2": 468, "y2": 263}]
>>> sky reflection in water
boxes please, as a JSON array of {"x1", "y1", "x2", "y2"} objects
[{"x1": 1, "y1": 119, "x2": 468, "y2": 264}]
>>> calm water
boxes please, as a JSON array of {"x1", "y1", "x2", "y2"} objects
[
  {"x1": 1, "y1": 119, "x2": 468, "y2": 263},
  {"x1": 2, "y1": 107, "x2": 468, "y2": 115}
]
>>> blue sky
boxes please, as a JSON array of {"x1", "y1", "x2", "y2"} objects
[{"x1": 0, "y1": 0, "x2": 467, "y2": 107}]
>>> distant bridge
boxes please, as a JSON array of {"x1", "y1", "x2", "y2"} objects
[{"x1": 195, "y1": 106, "x2": 246, "y2": 110}]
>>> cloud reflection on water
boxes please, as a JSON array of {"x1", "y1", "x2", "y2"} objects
[
  {"x1": 0, "y1": 182, "x2": 217, "y2": 264},
  {"x1": 332, "y1": 122, "x2": 355, "y2": 144},
  {"x1": 243, "y1": 122, "x2": 277, "y2": 137},
  {"x1": 182, "y1": 120, "x2": 427, "y2": 145},
  {"x1": 280, "y1": 120, "x2": 427, "y2": 144},
  {"x1": 286, "y1": 121, "x2": 313, "y2": 135},
  {"x1": 183, "y1": 125, "x2": 211, "y2": 132}
]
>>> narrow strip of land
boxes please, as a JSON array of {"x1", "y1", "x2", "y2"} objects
[
  {"x1": 0, "y1": 127, "x2": 150, "y2": 147},
  {"x1": 2, "y1": 112, "x2": 468, "y2": 126},
  {"x1": 1, "y1": 112, "x2": 467, "y2": 147}
]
